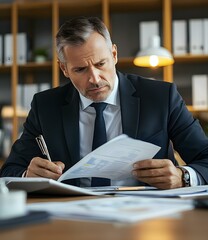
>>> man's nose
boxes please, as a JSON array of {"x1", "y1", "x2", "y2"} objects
[{"x1": 88, "y1": 68, "x2": 100, "y2": 84}]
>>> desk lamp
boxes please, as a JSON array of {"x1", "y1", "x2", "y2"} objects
[{"x1": 133, "y1": 35, "x2": 174, "y2": 67}]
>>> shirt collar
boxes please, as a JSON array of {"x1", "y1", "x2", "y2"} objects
[{"x1": 79, "y1": 75, "x2": 119, "y2": 110}]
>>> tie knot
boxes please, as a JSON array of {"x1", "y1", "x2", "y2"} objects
[{"x1": 91, "y1": 102, "x2": 107, "y2": 113}]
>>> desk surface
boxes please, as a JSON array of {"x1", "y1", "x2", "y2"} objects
[{"x1": 0, "y1": 196, "x2": 208, "y2": 240}]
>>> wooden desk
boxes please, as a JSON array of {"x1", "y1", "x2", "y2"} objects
[{"x1": 0, "y1": 196, "x2": 208, "y2": 240}]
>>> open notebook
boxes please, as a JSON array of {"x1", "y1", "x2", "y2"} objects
[{"x1": 2, "y1": 177, "x2": 106, "y2": 196}]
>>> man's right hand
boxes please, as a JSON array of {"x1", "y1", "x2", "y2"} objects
[{"x1": 25, "y1": 157, "x2": 65, "y2": 180}]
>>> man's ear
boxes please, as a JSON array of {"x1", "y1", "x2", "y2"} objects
[
  {"x1": 112, "y1": 44, "x2": 118, "y2": 64},
  {"x1": 58, "y1": 60, "x2": 69, "y2": 78}
]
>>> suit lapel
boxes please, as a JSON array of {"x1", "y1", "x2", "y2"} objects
[
  {"x1": 62, "y1": 86, "x2": 80, "y2": 167},
  {"x1": 118, "y1": 72, "x2": 140, "y2": 138}
]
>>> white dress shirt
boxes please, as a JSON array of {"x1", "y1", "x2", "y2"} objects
[{"x1": 78, "y1": 75, "x2": 126, "y2": 186}]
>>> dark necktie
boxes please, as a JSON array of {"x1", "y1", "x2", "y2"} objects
[{"x1": 91, "y1": 102, "x2": 111, "y2": 186}]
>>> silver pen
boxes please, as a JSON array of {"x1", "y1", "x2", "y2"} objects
[{"x1": 35, "y1": 135, "x2": 52, "y2": 161}]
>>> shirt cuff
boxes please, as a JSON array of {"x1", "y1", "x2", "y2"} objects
[
  {"x1": 183, "y1": 166, "x2": 205, "y2": 186},
  {"x1": 22, "y1": 170, "x2": 27, "y2": 177}
]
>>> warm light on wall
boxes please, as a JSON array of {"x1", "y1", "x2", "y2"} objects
[{"x1": 133, "y1": 35, "x2": 174, "y2": 67}]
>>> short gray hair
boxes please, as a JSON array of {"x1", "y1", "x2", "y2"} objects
[{"x1": 56, "y1": 16, "x2": 113, "y2": 62}]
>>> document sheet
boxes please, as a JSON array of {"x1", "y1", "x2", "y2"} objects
[
  {"x1": 58, "y1": 134, "x2": 160, "y2": 182},
  {"x1": 27, "y1": 196, "x2": 193, "y2": 224},
  {"x1": 117, "y1": 185, "x2": 208, "y2": 199}
]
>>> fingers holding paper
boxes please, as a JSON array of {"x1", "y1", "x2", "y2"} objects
[
  {"x1": 132, "y1": 159, "x2": 183, "y2": 190},
  {"x1": 25, "y1": 157, "x2": 65, "y2": 180}
]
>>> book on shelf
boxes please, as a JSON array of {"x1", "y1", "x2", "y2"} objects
[
  {"x1": 17, "y1": 83, "x2": 51, "y2": 112},
  {"x1": 139, "y1": 21, "x2": 159, "y2": 50},
  {"x1": 4, "y1": 34, "x2": 13, "y2": 65},
  {"x1": 17, "y1": 33, "x2": 27, "y2": 64},
  {"x1": 23, "y1": 83, "x2": 38, "y2": 111},
  {"x1": 4, "y1": 33, "x2": 27, "y2": 65},
  {"x1": 0, "y1": 35, "x2": 2, "y2": 65},
  {"x1": 173, "y1": 20, "x2": 187, "y2": 55},
  {"x1": 204, "y1": 19, "x2": 208, "y2": 54},
  {"x1": 38, "y1": 83, "x2": 51, "y2": 92},
  {"x1": 189, "y1": 19, "x2": 204, "y2": 54},
  {"x1": 191, "y1": 74, "x2": 208, "y2": 109},
  {"x1": 17, "y1": 83, "x2": 37, "y2": 111}
]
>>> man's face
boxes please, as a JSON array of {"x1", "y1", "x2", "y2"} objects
[{"x1": 59, "y1": 32, "x2": 118, "y2": 102}]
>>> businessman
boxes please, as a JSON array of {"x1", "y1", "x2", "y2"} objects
[{"x1": 1, "y1": 16, "x2": 208, "y2": 189}]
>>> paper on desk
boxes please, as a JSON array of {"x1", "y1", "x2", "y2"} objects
[
  {"x1": 58, "y1": 134, "x2": 161, "y2": 182},
  {"x1": 117, "y1": 185, "x2": 208, "y2": 199},
  {"x1": 27, "y1": 196, "x2": 193, "y2": 224}
]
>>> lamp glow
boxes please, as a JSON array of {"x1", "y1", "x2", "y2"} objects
[
  {"x1": 133, "y1": 35, "x2": 174, "y2": 68},
  {"x1": 149, "y1": 55, "x2": 159, "y2": 67}
]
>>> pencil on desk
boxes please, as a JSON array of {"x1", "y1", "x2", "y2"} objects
[{"x1": 116, "y1": 186, "x2": 146, "y2": 191}]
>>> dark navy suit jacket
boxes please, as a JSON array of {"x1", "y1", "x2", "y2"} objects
[{"x1": 1, "y1": 71, "x2": 208, "y2": 185}]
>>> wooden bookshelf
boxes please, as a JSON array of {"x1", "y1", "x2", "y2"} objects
[{"x1": 0, "y1": 0, "x2": 208, "y2": 143}]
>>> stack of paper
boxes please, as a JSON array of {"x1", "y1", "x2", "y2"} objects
[
  {"x1": 27, "y1": 196, "x2": 193, "y2": 224},
  {"x1": 117, "y1": 185, "x2": 208, "y2": 199}
]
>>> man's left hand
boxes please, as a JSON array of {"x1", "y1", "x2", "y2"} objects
[{"x1": 132, "y1": 159, "x2": 183, "y2": 189}]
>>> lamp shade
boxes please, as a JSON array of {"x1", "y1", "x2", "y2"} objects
[{"x1": 133, "y1": 35, "x2": 174, "y2": 67}]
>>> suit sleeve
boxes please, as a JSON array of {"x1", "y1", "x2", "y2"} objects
[
  {"x1": 0, "y1": 94, "x2": 44, "y2": 177},
  {"x1": 168, "y1": 83, "x2": 208, "y2": 183}
]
